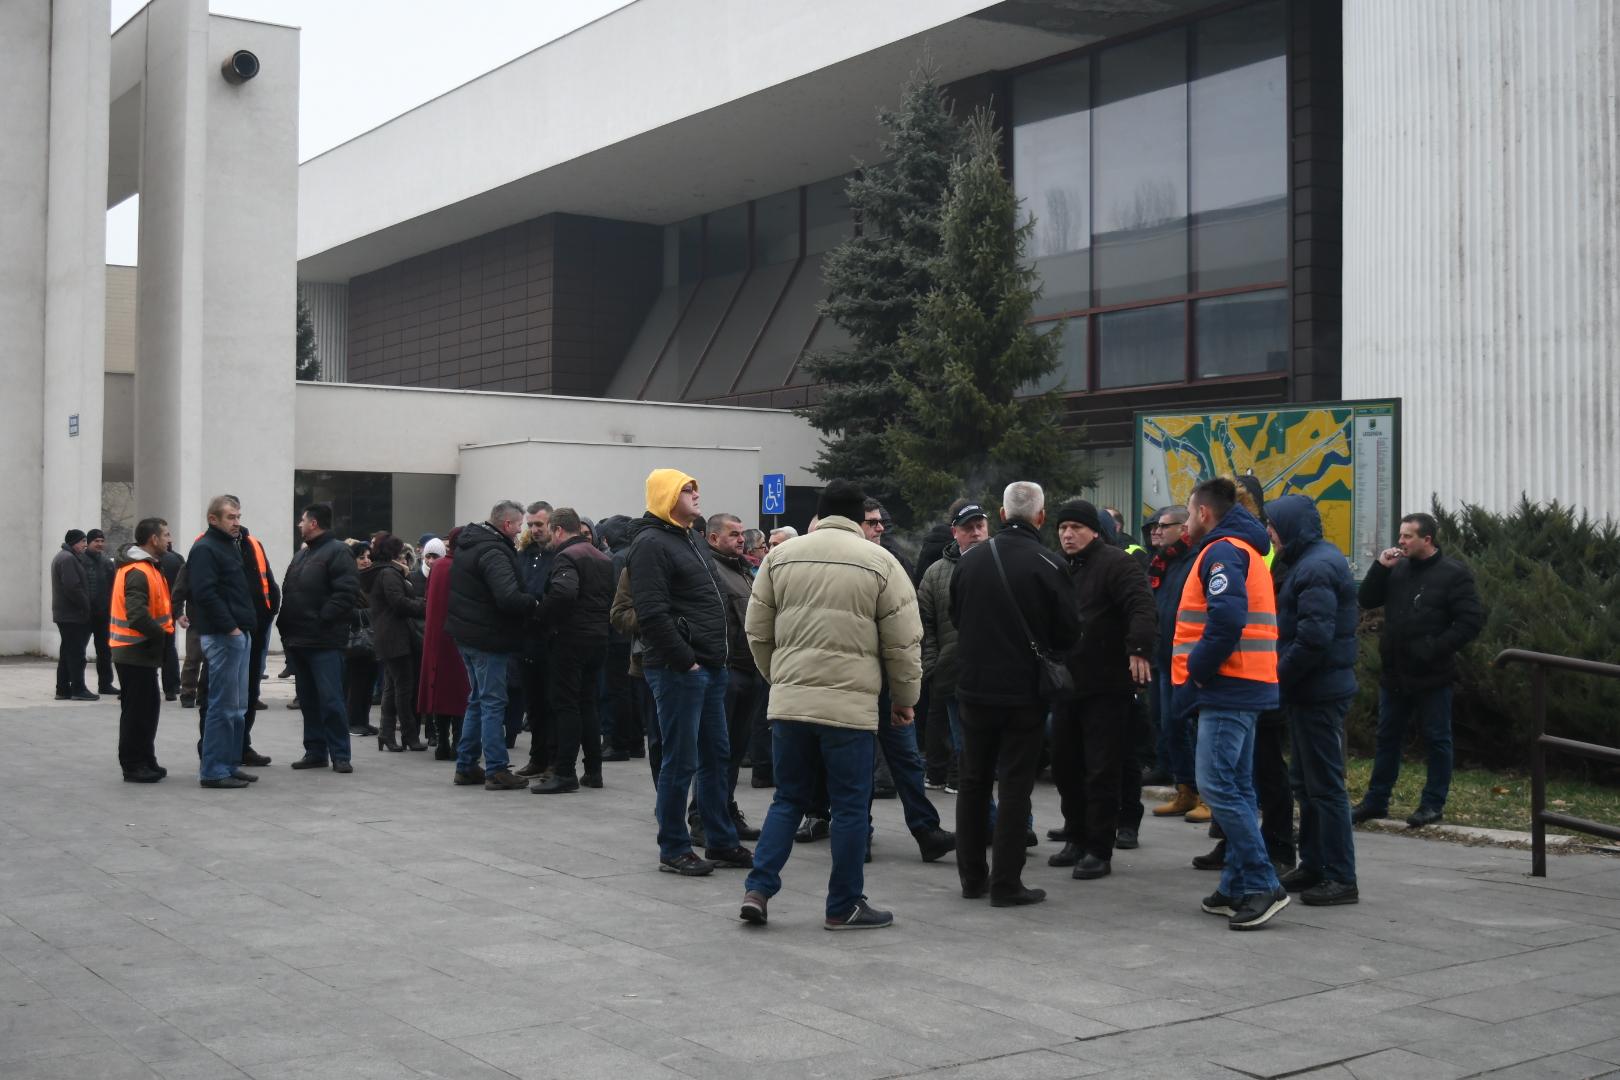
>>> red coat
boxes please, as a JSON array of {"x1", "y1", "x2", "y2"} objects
[{"x1": 416, "y1": 555, "x2": 468, "y2": 717}]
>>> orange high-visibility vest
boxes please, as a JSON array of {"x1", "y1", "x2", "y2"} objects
[
  {"x1": 109, "y1": 560, "x2": 174, "y2": 648},
  {"x1": 1170, "y1": 536, "x2": 1278, "y2": 686},
  {"x1": 194, "y1": 531, "x2": 272, "y2": 608}
]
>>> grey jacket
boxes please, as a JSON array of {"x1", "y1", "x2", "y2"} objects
[{"x1": 917, "y1": 540, "x2": 963, "y2": 696}]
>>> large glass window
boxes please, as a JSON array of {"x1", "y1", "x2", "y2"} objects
[
  {"x1": 805, "y1": 176, "x2": 852, "y2": 255},
  {"x1": 1195, "y1": 288, "x2": 1287, "y2": 377},
  {"x1": 1025, "y1": 316, "x2": 1088, "y2": 395},
  {"x1": 1014, "y1": 57, "x2": 1091, "y2": 315},
  {"x1": 753, "y1": 190, "x2": 800, "y2": 266},
  {"x1": 1191, "y1": 1, "x2": 1288, "y2": 289},
  {"x1": 1093, "y1": 28, "x2": 1188, "y2": 306},
  {"x1": 1097, "y1": 302, "x2": 1185, "y2": 388}
]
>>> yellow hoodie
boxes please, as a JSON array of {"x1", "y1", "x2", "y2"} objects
[{"x1": 645, "y1": 468, "x2": 697, "y2": 527}]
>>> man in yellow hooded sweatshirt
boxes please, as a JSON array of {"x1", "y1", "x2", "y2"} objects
[{"x1": 627, "y1": 469, "x2": 751, "y2": 876}]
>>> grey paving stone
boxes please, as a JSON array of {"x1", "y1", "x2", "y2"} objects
[
  {"x1": 1426, "y1": 983, "x2": 1596, "y2": 1023},
  {"x1": 1470, "y1": 1052, "x2": 1619, "y2": 1079},
  {"x1": 1343, "y1": 1047, "x2": 1468, "y2": 1079}
]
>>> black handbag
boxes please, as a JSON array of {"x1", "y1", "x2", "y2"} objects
[
  {"x1": 988, "y1": 538, "x2": 1076, "y2": 703},
  {"x1": 346, "y1": 607, "x2": 375, "y2": 658}
]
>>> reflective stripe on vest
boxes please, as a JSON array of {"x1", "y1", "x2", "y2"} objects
[
  {"x1": 1169, "y1": 535, "x2": 1278, "y2": 686},
  {"x1": 109, "y1": 561, "x2": 174, "y2": 647}
]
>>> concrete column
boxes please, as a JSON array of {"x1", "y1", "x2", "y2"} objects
[{"x1": 1342, "y1": 0, "x2": 1620, "y2": 516}]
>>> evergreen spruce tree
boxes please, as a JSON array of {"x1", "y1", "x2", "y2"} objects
[
  {"x1": 798, "y1": 63, "x2": 962, "y2": 524},
  {"x1": 296, "y1": 296, "x2": 321, "y2": 381},
  {"x1": 886, "y1": 109, "x2": 1091, "y2": 519}
]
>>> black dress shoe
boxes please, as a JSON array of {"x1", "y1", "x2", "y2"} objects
[
  {"x1": 55, "y1": 692, "x2": 71, "y2": 701},
  {"x1": 1072, "y1": 854, "x2": 1111, "y2": 880},
  {"x1": 164, "y1": 692, "x2": 178, "y2": 702},
  {"x1": 1048, "y1": 842, "x2": 1083, "y2": 867},
  {"x1": 530, "y1": 774, "x2": 580, "y2": 794},
  {"x1": 991, "y1": 887, "x2": 1047, "y2": 908},
  {"x1": 290, "y1": 756, "x2": 329, "y2": 769},
  {"x1": 179, "y1": 695, "x2": 196, "y2": 708},
  {"x1": 1191, "y1": 840, "x2": 1227, "y2": 871},
  {"x1": 795, "y1": 817, "x2": 830, "y2": 843},
  {"x1": 599, "y1": 749, "x2": 630, "y2": 762},
  {"x1": 1024, "y1": 829, "x2": 1039, "y2": 848},
  {"x1": 731, "y1": 810, "x2": 761, "y2": 841},
  {"x1": 1115, "y1": 827, "x2": 1140, "y2": 850},
  {"x1": 1350, "y1": 802, "x2": 1387, "y2": 824},
  {"x1": 1279, "y1": 866, "x2": 1321, "y2": 892},
  {"x1": 1046, "y1": 827, "x2": 1072, "y2": 842},
  {"x1": 150, "y1": 763, "x2": 168, "y2": 778},
  {"x1": 200, "y1": 776, "x2": 249, "y2": 788},
  {"x1": 581, "y1": 772, "x2": 603, "y2": 788},
  {"x1": 961, "y1": 883, "x2": 988, "y2": 900},
  {"x1": 230, "y1": 770, "x2": 259, "y2": 783},
  {"x1": 70, "y1": 691, "x2": 99, "y2": 702},
  {"x1": 873, "y1": 784, "x2": 897, "y2": 800},
  {"x1": 122, "y1": 768, "x2": 162, "y2": 783},
  {"x1": 99, "y1": 685, "x2": 120, "y2": 696},
  {"x1": 349, "y1": 725, "x2": 378, "y2": 737},
  {"x1": 1406, "y1": 806, "x2": 1444, "y2": 828},
  {"x1": 332, "y1": 761, "x2": 353, "y2": 774},
  {"x1": 914, "y1": 827, "x2": 956, "y2": 863},
  {"x1": 240, "y1": 750, "x2": 272, "y2": 767},
  {"x1": 1301, "y1": 880, "x2": 1360, "y2": 906},
  {"x1": 751, "y1": 773, "x2": 774, "y2": 789},
  {"x1": 252, "y1": 699, "x2": 267, "y2": 711}
]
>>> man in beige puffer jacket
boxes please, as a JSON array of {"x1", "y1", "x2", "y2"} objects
[{"x1": 738, "y1": 481, "x2": 924, "y2": 931}]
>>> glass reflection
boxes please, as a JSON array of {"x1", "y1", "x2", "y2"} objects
[
  {"x1": 1195, "y1": 289, "x2": 1287, "y2": 377},
  {"x1": 1097, "y1": 302, "x2": 1186, "y2": 388}
]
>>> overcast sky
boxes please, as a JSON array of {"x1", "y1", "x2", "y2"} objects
[{"x1": 105, "y1": 0, "x2": 636, "y2": 264}]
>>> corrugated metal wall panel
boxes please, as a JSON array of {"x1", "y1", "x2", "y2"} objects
[
  {"x1": 298, "y1": 282, "x2": 348, "y2": 383},
  {"x1": 1342, "y1": 0, "x2": 1620, "y2": 519}
]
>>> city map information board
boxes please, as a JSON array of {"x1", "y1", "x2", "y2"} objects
[{"x1": 1134, "y1": 400, "x2": 1400, "y2": 578}]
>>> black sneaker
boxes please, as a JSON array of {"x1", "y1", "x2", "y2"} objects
[
  {"x1": 1351, "y1": 802, "x2": 1387, "y2": 824},
  {"x1": 1279, "y1": 866, "x2": 1322, "y2": 892},
  {"x1": 1115, "y1": 827, "x2": 1140, "y2": 850},
  {"x1": 1072, "y1": 854, "x2": 1111, "y2": 880},
  {"x1": 332, "y1": 762, "x2": 353, "y2": 774},
  {"x1": 530, "y1": 774, "x2": 580, "y2": 794},
  {"x1": 704, "y1": 845, "x2": 754, "y2": 869},
  {"x1": 659, "y1": 852, "x2": 715, "y2": 876},
  {"x1": 453, "y1": 767, "x2": 486, "y2": 786},
  {"x1": 1201, "y1": 890, "x2": 1238, "y2": 917},
  {"x1": 122, "y1": 767, "x2": 162, "y2": 784},
  {"x1": 1229, "y1": 886, "x2": 1291, "y2": 931},
  {"x1": 794, "y1": 817, "x2": 829, "y2": 843},
  {"x1": 740, "y1": 890, "x2": 768, "y2": 925},
  {"x1": 1406, "y1": 806, "x2": 1444, "y2": 828},
  {"x1": 240, "y1": 750, "x2": 272, "y2": 767},
  {"x1": 289, "y1": 756, "x2": 328, "y2": 769},
  {"x1": 1045, "y1": 827, "x2": 1073, "y2": 842},
  {"x1": 914, "y1": 827, "x2": 956, "y2": 863},
  {"x1": 824, "y1": 898, "x2": 893, "y2": 931},
  {"x1": 199, "y1": 776, "x2": 249, "y2": 789},
  {"x1": 990, "y1": 887, "x2": 1046, "y2": 908},
  {"x1": 70, "y1": 691, "x2": 99, "y2": 702},
  {"x1": 1301, "y1": 881, "x2": 1360, "y2": 906}
]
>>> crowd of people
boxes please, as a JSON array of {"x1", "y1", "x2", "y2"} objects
[{"x1": 56, "y1": 463, "x2": 1485, "y2": 932}]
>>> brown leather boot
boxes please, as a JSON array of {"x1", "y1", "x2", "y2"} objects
[
  {"x1": 1152, "y1": 783, "x2": 1199, "y2": 817},
  {"x1": 1184, "y1": 797, "x2": 1213, "y2": 824}
]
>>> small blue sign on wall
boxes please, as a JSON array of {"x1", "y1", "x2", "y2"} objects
[
  {"x1": 761, "y1": 474, "x2": 786, "y2": 516},
  {"x1": 68, "y1": 414, "x2": 79, "y2": 437}
]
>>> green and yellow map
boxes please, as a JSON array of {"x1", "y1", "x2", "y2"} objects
[{"x1": 1136, "y1": 401, "x2": 1398, "y2": 577}]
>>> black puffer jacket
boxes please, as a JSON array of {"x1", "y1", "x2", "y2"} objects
[
  {"x1": 366, "y1": 562, "x2": 427, "y2": 661},
  {"x1": 276, "y1": 531, "x2": 359, "y2": 650},
  {"x1": 537, "y1": 535, "x2": 614, "y2": 643},
  {"x1": 1064, "y1": 535, "x2": 1157, "y2": 697},
  {"x1": 448, "y1": 521, "x2": 536, "y2": 653},
  {"x1": 950, "y1": 521, "x2": 1082, "y2": 707},
  {"x1": 1358, "y1": 544, "x2": 1485, "y2": 693},
  {"x1": 626, "y1": 514, "x2": 728, "y2": 671}
]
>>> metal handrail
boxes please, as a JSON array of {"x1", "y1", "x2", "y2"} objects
[{"x1": 1493, "y1": 649, "x2": 1620, "y2": 875}]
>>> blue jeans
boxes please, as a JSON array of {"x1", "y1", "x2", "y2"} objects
[
  {"x1": 1156, "y1": 669, "x2": 1196, "y2": 786},
  {"x1": 874, "y1": 686, "x2": 939, "y2": 834},
  {"x1": 645, "y1": 665, "x2": 737, "y2": 859},
  {"x1": 1366, "y1": 685, "x2": 1453, "y2": 812},
  {"x1": 1195, "y1": 708, "x2": 1279, "y2": 898},
  {"x1": 747, "y1": 720, "x2": 874, "y2": 918},
  {"x1": 199, "y1": 633, "x2": 249, "y2": 780},
  {"x1": 1288, "y1": 698, "x2": 1357, "y2": 885},
  {"x1": 456, "y1": 646, "x2": 511, "y2": 773},
  {"x1": 287, "y1": 647, "x2": 350, "y2": 764}
]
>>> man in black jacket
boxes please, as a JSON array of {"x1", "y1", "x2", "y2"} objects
[
  {"x1": 279, "y1": 503, "x2": 360, "y2": 773},
  {"x1": 951, "y1": 481, "x2": 1081, "y2": 907},
  {"x1": 1048, "y1": 500, "x2": 1158, "y2": 879},
  {"x1": 693, "y1": 512, "x2": 764, "y2": 841},
  {"x1": 189, "y1": 496, "x2": 258, "y2": 788},
  {"x1": 629, "y1": 469, "x2": 749, "y2": 876},
  {"x1": 192, "y1": 517, "x2": 281, "y2": 768},
  {"x1": 1355, "y1": 512, "x2": 1486, "y2": 827},
  {"x1": 514, "y1": 501, "x2": 555, "y2": 774},
  {"x1": 531, "y1": 508, "x2": 614, "y2": 794},
  {"x1": 51, "y1": 529, "x2": 96, "y2": 701},
  {"x1": 448, "y1": 500, "x2": 538, "y2": 790},
  {"x1": 83, "y1": 529, "x2": 119, "y2": 695}
]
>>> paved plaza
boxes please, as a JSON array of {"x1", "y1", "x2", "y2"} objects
[{"x1": 2, "y1": 660, "x2": 1618, "y2": 1080}]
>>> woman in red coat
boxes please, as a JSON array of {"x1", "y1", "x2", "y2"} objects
[{"x1": 416, "y1": 528, "x2": 469, "y2": 760}]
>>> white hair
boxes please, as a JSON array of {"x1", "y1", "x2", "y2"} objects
[
  {"x1": 769, "y1": 526, "x2": 798, "y2": 541},
  {"x1": 1002, "y1": 481, "x2": 1045, "y2": 524}
]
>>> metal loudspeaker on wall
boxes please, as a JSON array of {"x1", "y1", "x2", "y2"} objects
[{"x1": 221, "y1": 50, "x2": 260, "y2": 84}]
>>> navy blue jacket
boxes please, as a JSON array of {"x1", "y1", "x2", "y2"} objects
[
  {"x1": 1172, "y1": 504, "x2": 1280, "y2": 717},
  {"x1": 1270, "y1": 495, "x2": 1359, "y2": 704},
  {"x1": 186, "y1": 524, "x2": 256, "y2": 636}
]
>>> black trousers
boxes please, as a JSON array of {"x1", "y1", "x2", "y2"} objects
[
  {"x1": 180, "y1": 625, "x2": 202, "y2": 696},
  {"x1": 1255, "y1": 709, "x2": 1296, "y2": 864},
  {"x1": 549, "y1": 640, "x2": 606, "y2": 778},
  {"x1": 161, "y1": 633, "x2": 180, "y2": 697},
  {"x1": 116, "y1": 662, "x2": 161, "y2": 772},
  {"x1": 54, "y1": 621, "x2": 92, "y2": 694},
  {"x1": 1052, "y1": 693, "x2": 1136, "y2": 861},
  {"x1": 197, "y1": 622, "x2": 268, "y2": 757},
  {"x1": 601, "y1": 642, "x2": 635, "y2": 751},
  {"x1": 92, "y1": 612, "x2": 116, "y2": 691},
  {"x1": 631, "y1": 673, "x2": 662, "y2": 784},
  {"x1": 956, "y1": 700, "x2": 1046, "y2": 899},
  {"x1": 380, "y1": 654, "x2": 421, "y2": 744},
  {"x1": 345, "y1": 653, "x2": 378, "y2": 731},
  {"x1": 521, "y1": 652, "x2": 554, "y2": 766},
  {"x1": 723, "y1": 667, "x2": 767, "y2": 799}
]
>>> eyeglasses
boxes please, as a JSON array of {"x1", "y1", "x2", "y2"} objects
[{"x1": 863, "y1": 518, "x2": 884, "y2": 527}]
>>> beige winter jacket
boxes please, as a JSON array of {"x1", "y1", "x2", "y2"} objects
[{"x1": 745, "y1": 516, "x2": 923, "y2": 730}]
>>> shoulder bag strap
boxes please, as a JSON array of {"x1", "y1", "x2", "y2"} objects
[{"x1": 988, "y1": 538, "x2": 1042, "y2": 656}]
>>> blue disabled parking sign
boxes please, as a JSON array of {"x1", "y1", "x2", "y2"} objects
[{"x1": 761, "y1": 474, "x2": 786, "y2": 516}]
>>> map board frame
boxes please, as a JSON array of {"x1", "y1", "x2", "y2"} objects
[{"x1": 1133, "y1": 398, "x2": 1401, "y2": 579}]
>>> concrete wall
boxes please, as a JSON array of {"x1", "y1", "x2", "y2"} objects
[
  {"x1": 455, "y1": 442, "x2": 767, "y2": 531},
  {"x1": 1343, "y1": 0, "x2": 1620, "y2": 518},
  {"x1": 0, "y1": 0, "x2": 110, "y2": 655}
]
